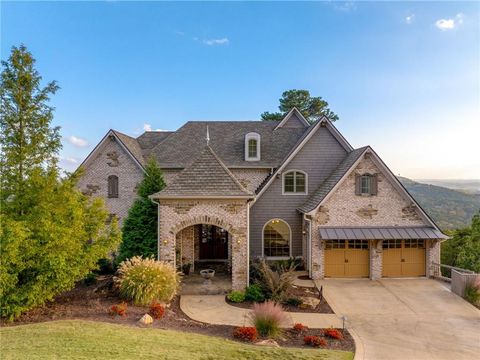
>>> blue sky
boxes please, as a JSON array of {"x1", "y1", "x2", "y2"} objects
[{"x1": 2, "y1": 1, "x2": 479, "y2": 179}]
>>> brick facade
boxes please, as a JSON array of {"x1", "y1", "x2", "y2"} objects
[
  {"x1": 78, "y1": 136, "x2": 144, "y2": 226},
  {"x1": 310, "y1": 155, "x2": 439, "y2": 280},
  {"x1": 158, "y1": 199, "x2": 249, "y2": 290},
  {"x1": 229, "y1": 168, "x2": 270, "y2": 193}
]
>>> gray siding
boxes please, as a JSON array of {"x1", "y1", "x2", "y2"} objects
[
  {"x1": 282, "y1": 113, "x2": 307, "y2": 128},
  {"x1": 249, "y1": 126, "x2": 348, "y2": 258}
]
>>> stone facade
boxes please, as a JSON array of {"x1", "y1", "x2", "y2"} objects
[
  {"x1": 426, "y1": 239, "x2": 441, "y2": 277},
  {"x1": 158, "y1": 199, "x2": 249, "y2": 290},
  {"x1": 230, "y1": 168, "x2": 270, "y2": 193},
  {"x1": 78, "y1": 136, "x2": 144, "y2": 225},
  {"x1": 318, "y1": 156, "x2": 424, "y2": 227},
  {"x1": 310, "y1": 155, "x2": 435, "y2": 280}
]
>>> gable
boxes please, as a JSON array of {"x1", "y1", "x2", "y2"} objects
[
  {"x1": 274, "y1": 108, "x2": 309, "y2": 130},
  {"x1": 311, "y1": 154, "x2": 432, "y2": 227}
]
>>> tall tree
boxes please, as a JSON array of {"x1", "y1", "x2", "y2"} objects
[
  {"x1": 1, "y1": 44, "x2": 61, "y2": 215},
  {"x1": 261, "y1": 89, "x2": 339, "y2": 123},
  {"x1": 0, "y1": 45, "x2": 120, "y2": 320},
  {"x1": 117, "y1": 157, "x2": 166, "y2": 263}
]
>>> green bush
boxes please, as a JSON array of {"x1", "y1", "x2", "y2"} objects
[
  {"x1": 227, "y1": 291, "x2": 246, "y2": 303},
  {"x1": 115, "y1": 256, "x2": 179, "y2": 306},
  {"x1": 283, "y1": 297, "x2": 303, "y2": 307},
  {"x1": 464, "y1": 281, "x2": 480, "y2": 306},
  {"x1": 245, "y1": 284, "x2": 265, "y2": 303},
  {"x1": 84, "y1": 273, "x2": 97, "y2": 286},
  {"x1": 253, "y1": 259, "x2": 296, "y2": 302}
]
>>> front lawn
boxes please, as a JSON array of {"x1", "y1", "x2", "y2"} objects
[{"x1": 1, "y1": 320, "x2": 354, "y2": 360}]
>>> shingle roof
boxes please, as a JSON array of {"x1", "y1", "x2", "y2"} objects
[
  {"x1": 112, "y1": 130, "x2": 146, "y2": 167},
  {"x1": 149, "y1": 121, "x2": 307, "y2": 168},
  {"x1": 137, "y1": 131, "x2": 173, "y2": 159},
  {"x1": 151, "y1": 145, "x2": 254, "y2": 198},
  {"x1": 298, "y1": 146, "x2": 369, "y2": 213}
]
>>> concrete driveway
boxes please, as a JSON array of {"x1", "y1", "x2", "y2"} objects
[{"x1": 315, "y1": 278, "x2": 480, "y2": 360}]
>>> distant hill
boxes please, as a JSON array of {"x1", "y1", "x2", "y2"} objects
[
  {"x1": 399, "y1": 177, "x2": 480, "y2": 230},
  {"x1": 414, "y1": 179, "x2": 480, "y2": 195}
]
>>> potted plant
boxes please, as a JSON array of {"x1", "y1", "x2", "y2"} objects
[{"x1": 182, "y1": 262, "x2": 192, "y2": 275}]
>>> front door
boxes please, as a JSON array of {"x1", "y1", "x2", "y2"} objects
[
  {"x1": 198, "y1": 224, "x2": 228, "y2": 260},
  {"x1": 324, "y1": 239, "x2": 370, "y2": 277}
]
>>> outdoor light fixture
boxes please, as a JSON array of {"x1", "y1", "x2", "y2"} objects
[
  {"x1": 163, "y1": 239, "x2": 168, "y2": 245},
  {"x1": 341, "y1": 315, "x2": 347, "y2": 330}
]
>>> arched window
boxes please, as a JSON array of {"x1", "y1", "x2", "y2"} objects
[
  {"x1": 245, "y1": 132, "x2": 260, "y2": 161},
  {"x1": 263, "y1": 219, "x2": 291, "y2": 258},
  {"x1": 108, "y1": 175, "x2": 119, "y2": 198},
  {"x1": 283, "y1": 170, "x2": 307, "y2": 194}
]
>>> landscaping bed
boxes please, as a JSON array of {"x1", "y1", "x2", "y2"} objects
[
  {"x1": 227, "y1": 284, "x2": 334, "y2": 313},
  {"x1": 1, "y1": 275, "x2": 354, "y2": 353}
]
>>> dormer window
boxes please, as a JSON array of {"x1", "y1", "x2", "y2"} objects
[
  {"x1": 245, "y1": 132, "x2": 260, "y2": 161},
  {"x1": 355, "y1": 173, "x2": 378, "y2": 196}
]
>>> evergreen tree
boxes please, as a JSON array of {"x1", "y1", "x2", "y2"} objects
[
  {"x1": 0, "y1": 45, "x2": 120, "y2": 319},
  {"x1": 261, "y1": 89, "x2": 339, "y2": 123},
  {"x1": 117, "y1": 157, "x2": 166, "y2": 263}
]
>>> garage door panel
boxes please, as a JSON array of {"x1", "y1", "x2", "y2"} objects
[
  {"x1": 325, "y1": 240, "x2": 369, "y2": 278},
  {"x1": 383, "y1": 248, "x2": 402, "y2": 277},
  {"x1": 345, "y1": 249, "x2": 369, "y2": 277},
  {"x1": 382, "y1": 240, "x2": 425, "y2": 277}
]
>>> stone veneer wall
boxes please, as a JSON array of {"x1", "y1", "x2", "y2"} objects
[
  {"x1": 158, "y1": 199, "x2": 249, "y2": 290},
  {"x1": 229, "y1": 169, "x2": 270, "y2": 193},
  {"x1": 426, "y1": 239, "x2": 441, "y2": 277},
  {"x1": 310, "y1": 155, "x2": 434, "y2": 279},
  {"x1": 77, "y1": 137, "x2": 144, "y2": 226}
]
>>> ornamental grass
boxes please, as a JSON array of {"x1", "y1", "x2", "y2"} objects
[
  {"x1": 115, "y1": 256, "x2": 179, "y2": 306},
  {"x1": 250, "y1": 300, "x2": 287, "y2": 338}
]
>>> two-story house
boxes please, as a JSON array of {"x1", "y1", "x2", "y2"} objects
[{"x1": 78, "y1": 108, "x2": 446, "y2": 290}]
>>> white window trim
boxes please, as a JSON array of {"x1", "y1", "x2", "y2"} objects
[
  {"x1": 262, "y1": 218, "x2": 292, "y2": 259},
  {"x1": 245, "y1": 132, "x2": 260, "y2": 161},
  {"x1": 282, "y1": 170, "x2": 308, "y2": 195}
]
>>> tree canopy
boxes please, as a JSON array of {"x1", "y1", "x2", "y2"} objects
[
  {"x1": 0, "y1": 45, "x2": 120, "y2": 319},
  {"x1": 261, "y1": 89, "x2": 339, "y2": 123},
  {"x1": 117, "y1": 157, "x2": 166, "y2": 263}
]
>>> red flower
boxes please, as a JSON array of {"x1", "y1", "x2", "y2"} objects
[
  {"x1": 324, "y1": 328, "x2": 344, "y2": 340},
  {"x1": 109, "y1": 302, "x2": 127, "y2": 317},
  {"x1": 233, "y1": 327, "x2": 258, "y2": 342},
  {"x1": 304, "y1": 335, "x2": 327, "y2": 347},
  {"x1": 293, "y1": 323, "x2": 308, "y2": 332},
  {"x1": 149, "y1": 301, "x2": 165, "y2": 319}
]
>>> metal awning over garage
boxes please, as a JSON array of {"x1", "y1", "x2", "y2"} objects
[{"x1": 319, "y1": 227, "x2": 447, "y2": 240}]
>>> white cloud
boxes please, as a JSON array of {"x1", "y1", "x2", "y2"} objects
[
  {"x1": 67, "y1": 135, "x2": 89, "y2": 147},
  {"x1": 60, "y1": 156, "x2": 79, "y2": 164},
  {"x1": 203, "y1": 38, "x2": 229, "y2": 46},
  {"x1": 142, "y1": 123, "x2": 169, "y2": 132},
  {"x1": 405, "y1": 14, "x2": 415, "y2": 24},
  {"x1": 435, "y1": 14, "x2": 464, "y2": 31},
  {"x1": 333, "y1": 2, "x2": 357, "y2": 12}
]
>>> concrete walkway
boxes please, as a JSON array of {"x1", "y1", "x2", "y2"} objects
[
  {"x1": 180, "y1": 295, "x2": 343, "y2": 328},
  {"x1": 316, "y1": 278, "x2": 480, "y2": 360}
]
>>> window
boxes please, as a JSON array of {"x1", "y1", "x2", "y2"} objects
[
  {"x1": 263, "y1": 219, "x2": 291, "y2": 257},
  {"x1": 245, "y1": 132, "x2": 260, "y2": 161},
  {"x1": 248, "y1": 139, "x2": 258, "y2": 158},
  {"x1": 355, "y1": 173, "x2": 377, "y2": 196},
  {"x1": 108, "y1": 175, "x2": 119, "y2": 198},
  {"x1": 283, "y1": 170, "x2": 307, "y2": 194}
]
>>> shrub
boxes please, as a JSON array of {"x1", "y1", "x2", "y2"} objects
[
  {"x1": 84, "y1": 273, "x2": 97, "y2": 286},
  {"x1": 110, "y1": 302, "x2": 127, "y2": 317},
  {"x1": 304, "y1": 335, "x2": 327, "y2": 347},
  {"x1": 271, "y1": 257, "x2": 302, "y2": 272},
  {"x1": 283, "y1": 297, "x2": 303, "y2": 307},
  {"x1": 233, "y1": 327, "x2": 258, "y2": 342},
  {"x1": 245, "y1": 284, "x2": 265, "y2": 303},
  {"x1": 250, "y1": 301, "x2": 287, "y2": 338},
  {"x1": 115, "y1": 256, "x2": 179, "y2": 306},
  {"x1": 293, "y1": 323, "x2": 308, "y2": 333},
  {"x1": 227, "y1": 291, "x2": 246, "y2": 303},
  {"x1": 97, "y1": 258, "x2": 116, "y2": 275},
  {"x1": 149, "y1": 301, "x2": 165, "y2": 319},
  {"x1": 254, "y1": 259, "x2": 296, "y2": 302},
  {"x1": 324, "y1": 328, "x2": 344, "y2": 340},
  {"x1": 463, "y1": 280, "x2": 480, "y2": 306}
]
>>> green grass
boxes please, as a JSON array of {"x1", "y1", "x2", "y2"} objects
[{"x1": 0, "y1": 320, "x2": 354, "y2": 360}]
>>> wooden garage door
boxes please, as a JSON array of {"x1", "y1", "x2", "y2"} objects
[
  {"x1": 325, "y1": 240, "x2": 369, "y2": 278},
  {"x1": 382, "y1": 239, "x2": 425, "y2": 277}
]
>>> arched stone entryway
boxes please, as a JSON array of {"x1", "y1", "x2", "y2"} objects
[{"x1": 157, "y1": 199, "x2": 249, "y2": 290}]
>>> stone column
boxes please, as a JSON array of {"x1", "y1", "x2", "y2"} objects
[
  {"x1": 370, "y1": 240, "x2": 382, "y2": 280},
  {"x1": 158, "y1": 206, "x2": 176, "y2": 267},
  {"x1": 231, "y1": 227, "x2": 248, "y2": 290},
  {"x1": 426, "y1": 239, "x2": 441, "y2": 278},
  {"x1": 311, "y1": 230, "x2": 324, "y2": 279}
]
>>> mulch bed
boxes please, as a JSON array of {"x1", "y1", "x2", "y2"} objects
[
  {"x1": 227, "y1": 285, "x2": 334, "y2": 314},
  {"x1": 1, "y1": 275, "x2": 353, "y2": 352}
]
